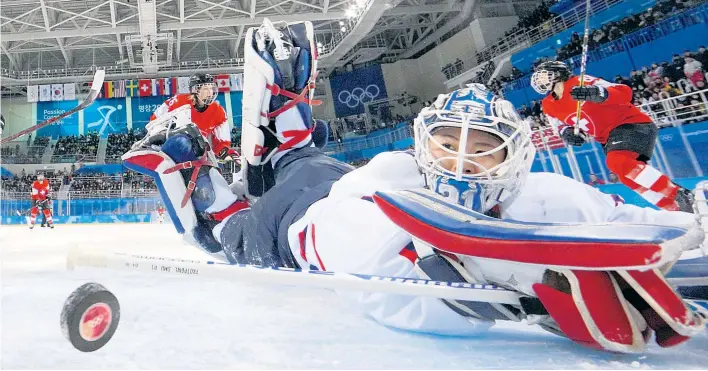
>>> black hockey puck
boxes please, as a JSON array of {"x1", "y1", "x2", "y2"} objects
[{"x1": 60, "y1": 283, "x2": 120, "y2": 352}]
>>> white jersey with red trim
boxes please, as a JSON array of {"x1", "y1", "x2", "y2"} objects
[
  {"x1": 286, "y1": 151, "x2": 697, "y2": 335},
  {"x1": 151, "y1": 94, "x2": 232, "y2": 156}
]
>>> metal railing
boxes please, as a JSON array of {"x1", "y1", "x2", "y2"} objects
[
  {"x1": 51, "y1": 154, "x2": 98, "y2": 163},
  {"x1": 639, "y1": 88, "x2": 708, "y2": 127},
  {"x1": 2, "y1": 0, "x2": 375, "y2": 84},
  {"x1": 323, "y1": 124, "x2": 414, "y2": 154}
]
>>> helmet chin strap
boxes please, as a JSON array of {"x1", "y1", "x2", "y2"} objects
[{"x1": 192, "y1": 94, "x2": 209, "y2": 112}]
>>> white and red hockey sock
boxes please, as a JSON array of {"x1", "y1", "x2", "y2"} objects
[
  {"x1": 43, "y1": 208, "x2": 53, "y2": 226},
  {"x1": 606, "y1": 150, "x2": 680, "y2": 210},
  {"x1": 29, "y1": 206, "x2": 38, "y2": 226}
]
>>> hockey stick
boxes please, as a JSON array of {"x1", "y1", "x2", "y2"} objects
[
  {"x1": 573, "y1": 0, "x2": 592, "y2": 136},
  {"x1": 1, "y1": 70, "x2": 105, "y2": 145},
  {"x1": 66, "y1": 248, "x2": 523, "y2": 305},
  {"x1": 67, "y1": 248, "x2": 708, "y2": 306}
]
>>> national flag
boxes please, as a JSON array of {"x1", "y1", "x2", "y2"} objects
[
  {"x1": 157, "y1": 78, "x2": 174, "y2": 96},
  {"x1": 27, "y1": 85, "x2": 39, "y2": 103},
  {"x1": 230, "y1": 73, "x2": 243, "y2": 91},
  {"x1": 63, "y1": 83, "x2": 76, "y2": 100},
  {"x1": 178, "y1": 76, "x2": 191, "y2": 94},
  {"x1": 126, "y1": 80, "x2": 139, "y2": 96},
  {"x1": 39, "y1": 85, "x2": 51, "y2": 101},
  {"x1": 138, "y1": 79, "x2": 153, "y2": 96},
  {"x1": 215, "y1": 74, "x2": 230, "y2": 92},
  {"x1": 170, "y1": 77, "x2": 178, "y2": 95},
  {"x1": 103, "y1": 81, "x2": 114, "y2": 99},
  {"x1": 114, "y1": 80, "x2": 126, "y2": 98},
  {"x1": 51, "y1": 84, "x2": 64, "y2": 101},
  {"x1": 151, "y1": 79, "x2": 159, "y2": 96}
]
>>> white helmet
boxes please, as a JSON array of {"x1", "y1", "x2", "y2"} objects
[{"x1": 414, "y1": 84, "x2": 536, "y2": 213}]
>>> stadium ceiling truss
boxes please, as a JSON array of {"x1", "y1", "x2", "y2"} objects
[{"x1": 0, "y1": 0, "x2": 525, "y2": 90}]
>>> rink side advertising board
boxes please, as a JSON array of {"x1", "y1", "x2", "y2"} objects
[{"x1": 36, "y1": 100, "x2": 80, "y2": 138}]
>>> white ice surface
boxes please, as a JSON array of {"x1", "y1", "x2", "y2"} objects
[{"x1": 1, "y1": 223, "x2": 707, "y2": 369}]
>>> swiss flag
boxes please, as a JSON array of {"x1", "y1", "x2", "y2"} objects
[
  {"x1": 215, "y1": 74, "x2": 230, "y2": 92},
  {"x1": 138, "y1": 79, "x2": 153, "y2": 97}
]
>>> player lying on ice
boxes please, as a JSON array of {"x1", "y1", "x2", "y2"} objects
[{"x1": 123, "y1": 19, "x2": 708, "y2": 354}]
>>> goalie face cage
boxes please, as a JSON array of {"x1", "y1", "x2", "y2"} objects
[{"x1": 413, "y1": 85, "x2": 536, "y2": 213}]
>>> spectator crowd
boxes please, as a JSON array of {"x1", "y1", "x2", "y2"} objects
[
  {"x1": 53, "y1": 132, "x2": 100, "y2": 161},
  {"x1": 106, "y1": 129, "x2": 145, "y2": 162}
]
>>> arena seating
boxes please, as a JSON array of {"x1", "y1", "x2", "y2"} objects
[{"x1": 52, "y1": 132, "x2": 100, "y2": 163}]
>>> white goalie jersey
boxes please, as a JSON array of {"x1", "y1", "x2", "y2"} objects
[{"x1": 286, "y1": 151, "x2": 699, "y2": 336}]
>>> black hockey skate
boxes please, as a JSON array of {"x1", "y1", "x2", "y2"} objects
[{"x1": 675, "y1": 188, "x2": 695, "y2": 213}]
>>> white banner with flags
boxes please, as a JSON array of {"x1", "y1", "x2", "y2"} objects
[
  {"x1": 230, "y1": 73, "x2": 243, "y2": 91},
  {"x1": 27, "y1": 85, "x2": 39, "y2": 103},
  {"x1": 39, "y1": 85, "x2": 51, "y2": 101},
  {"x1": 63, "y1": 83, "x2": 76, "y2": 100},
  {"x1": 178, "y1": 77, "x2": 190, "y2": 94}
]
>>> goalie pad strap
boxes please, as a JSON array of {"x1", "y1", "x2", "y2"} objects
[
  {"x1": 163, "y1": 153, "x2": 213, "y2": 208},
  {"x1": 208, "y1": 200, "x2": 250, "y2": 222},
  {"x1": 263, "y1": 79, "x2": 322, "y2": 119}
]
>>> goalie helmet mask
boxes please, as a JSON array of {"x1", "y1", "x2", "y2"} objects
[
  {"x1": 531, "y1": 61, "x2": 571, "y2": 95},
  {"x1": 414, "y1": 83, "x2": 536, "y2": 214},
  {"x1": 189, "y1": 73, "x2": 218, "y2": 111},
  {"x1": 241, "y1": 18, "x2": 321, "y2": 169}
]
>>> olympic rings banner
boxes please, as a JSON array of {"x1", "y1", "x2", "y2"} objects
[{"x1": 329, "y1": 65, "x2": 388, "y2": 118}]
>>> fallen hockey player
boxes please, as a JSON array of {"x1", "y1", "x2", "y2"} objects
[{"x1": 122, "y1": 19, "x2": 708, "y2": 354}]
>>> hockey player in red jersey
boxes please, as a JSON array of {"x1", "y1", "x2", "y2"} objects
[
  {"x1": 531, "y1": 61, "x2": 693, "y2": 212},
  {"x1": 30, "y1": 173, "x2": 53, "y2": 229},
  {"x1": 151, "y1": 73, "x2": 238, "y2": 162},
  {"x1": 156, "y1": 204, "x2": 165, "y2": 223}
]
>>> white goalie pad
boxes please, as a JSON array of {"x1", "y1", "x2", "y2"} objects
[
  {"x1": 241, "y1": 19, "x2": 317, "y2": 167},
  {"x1": 241, "y1": 24, "x2": 273, "y2": 166},
  {"x1": 121, "y1": 149, "x2": 198, "y2": 236}
]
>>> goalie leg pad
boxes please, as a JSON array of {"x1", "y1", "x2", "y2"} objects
[
  {"x1": 533, "y1": 270, "x2": 646, "y2": 353},
  {"x1": 615, "y1": 269, "x2": 705, "y2": 347},
  {"x1": 123, "y1": 135, "x2": 245, "y2": 259}
]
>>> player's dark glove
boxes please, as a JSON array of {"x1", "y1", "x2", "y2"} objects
[
  {"x1": 218, "y1": 148, "x2": 240, "y2": 164},
  {"x1": 560, "y1": 127, "x2": 587, "y2": 146},
  {"x1": 570, "y1": 85, "x2": 608, "y2": 103}
]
